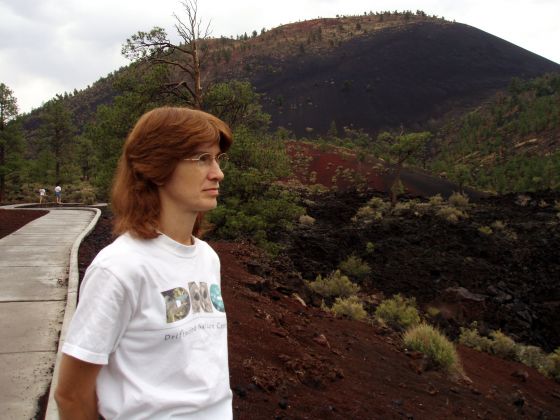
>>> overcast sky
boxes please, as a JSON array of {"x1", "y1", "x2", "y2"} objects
[{"x1": 1, "y1": 0, "x2": 558, "y2": 114}]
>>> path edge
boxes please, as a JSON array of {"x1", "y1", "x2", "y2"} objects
[{"x1": 44, "y1": 208, "x2": 102, "y2": 420}]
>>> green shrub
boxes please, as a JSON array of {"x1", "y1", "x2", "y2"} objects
[
  {"x1": 425, "y1": 306, "x2": 441, "y2": 318},
  {"x1": 428, "y1": 194, "x2": 444, "y2": 206},
  {"x1": 459, "y1": 325, "x2": 493, "y2": 352},
  {"x1": 208, "y1": 187, "x2": 304, "y2": 255},
  {"x1": 352, "y1": 205, "x2": 382, "y2": 223},
  {"x1": 489, "y1": 330, "x2": 518, "y2": 359},
  {"x1": 330, "y1": 296, "x2": 367, "y2": 320},
  {"x1": 339, "y1": 255, "x2": 371, "y2": 282},
  {"x1": 517, "y1": 345, "x2": 549, "y2": 372},
  {"x1": 367, "y1": 196, "x2": 391, "y2": 212},
  {"x1": 478, "y1": 225, "x2": 493, "y2": 235},
  {"x1": 392, "y1": 201, "x2": 411, "y2": 215},
  {"x1": 375, "y1": 294, "x2": 420, "y2": 330},
  {"x1": 403, "y1": 323, "x2": 461, "y2": 372},
  {"x1": 207, "y1": 127, "x2": 305, "y2": 254},
  {"x1": 436, "y1": 206, "x2": 466, "y2": 223},
  {"x1": 307, "y1": 270, "x2": 360, "y2": 298},
  {"x1": 547, "y1": 348, "x2": 560, "y2": 381},
  {"x1": 365, "y1": 242, "x2": 376, "y2": 254},
  {"x1": 448, "y1": 192, "x2": 470, "y2": 208}
]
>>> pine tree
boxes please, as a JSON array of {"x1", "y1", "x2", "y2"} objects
[{"x1": 0, "y1": 83, "x2": 20, "y2": 202}]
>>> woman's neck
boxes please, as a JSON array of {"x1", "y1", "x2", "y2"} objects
[{"x1": 157, "y1": 207, "x2": 197, "y2": 246}]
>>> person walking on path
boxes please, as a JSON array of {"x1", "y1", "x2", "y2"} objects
[
  {"x1": 54, "y1": 185, "x2": 62, "y2": 204},
  {"x1": 54, "y1": 107, "x2": 233, "y2": 419},
  {"x1": 39, "y1": 188, "x2": 46, "y2": 204}
]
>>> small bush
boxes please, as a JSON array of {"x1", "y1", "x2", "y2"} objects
[
  {"x1": 547, "y1": 348, "x2": 560, "y2": 381},
  {"x1": 339, "y1": 255, "x2": 371, "y2": 282},
  {"x1": 403, "y1": 323, "x2": 461, "y2": 372},
  {"x1": 515, "y1": 194, "x2": 531, "y2": 206},
  {"x1": 459, "y1": 325, "x2": 493, "y2": 352},
  {"x1": 375, "y1": 294, "x2": 420, "y2": 330},
  {"x1": 307, "y1": 270, "x2": 360, "y2": 298},
  {"x1": 365, "y1": 242, "x2": 376, "y2": 254},
  {"x1": 428, "y1": 194, "x2": 444, "y2": 206},
  {"x1": 425, "y1": 306, "x2": 441, "y2": 318},
  {"x1": 392, "y1": 201, "x2": 413, "y2": 215},
  {"x1": 491, "y1": 220, "x2": 506, "y2": 230},
  {"x1": 517, "y1": 345, "x2": 549, "y2": 372},
  {"x1": 330, "y1": 296, "x2": 367, "y2": 320},
  {"x1": 448, "y1": 192, "x2": 470, "y2": 209},
  {"x1": 352, "y1": 205, "x2": 383, "y2": 223},
  {"x1": 436, "y1": 206, "x2": 466, "y2": 223},
  {"x1": 299, "y1": 214, "x2": 316, "y2": 225},
  {"x1": 490, "y1": 330, "x2": 518, "y2": 359},
  {"x1": 478, "y1": 226, "x2": 493, "y2": 235},
  {"x1": 367, "y1": 196, "x2": 391, "y2": 211}
]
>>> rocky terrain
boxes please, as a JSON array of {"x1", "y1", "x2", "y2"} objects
[
  {"x1": 284, "y1": 142, "x2": 560, "y2": 351},
  {"x1": 285, "y1": 189, "x2": 560, "y2": 352}
]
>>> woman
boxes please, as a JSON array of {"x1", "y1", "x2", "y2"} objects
[{"x1": 55, "y1": 107, "x2": 233, "y2": 419}]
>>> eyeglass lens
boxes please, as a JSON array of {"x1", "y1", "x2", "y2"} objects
[{"x1": 199, "y1": 153, "x2": 228, "y2": 168}]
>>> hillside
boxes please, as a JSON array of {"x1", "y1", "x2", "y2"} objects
[
  {"x1": 429, "y1": 73, "x2": 560, "y2": 193},
  {"x1": 217, "y1": 17, "x2": 560, "y2": 137}
]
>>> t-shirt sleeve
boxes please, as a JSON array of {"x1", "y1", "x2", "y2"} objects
[{"x1": 62, "y1": 265, "x2": 134, "y2": 365}]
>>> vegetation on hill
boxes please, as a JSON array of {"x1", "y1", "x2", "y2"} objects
[{"x1": 430, "y1": 73, "x2": 560, "y2": 193}]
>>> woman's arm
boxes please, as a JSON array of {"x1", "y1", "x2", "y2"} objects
[{"x1": 55, "y1": 354, "x2": 103, "y2": 420}]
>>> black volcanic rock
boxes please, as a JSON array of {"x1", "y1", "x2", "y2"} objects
[{"x1": 251, "y1": 21, "x2": 560, "y2": 136}]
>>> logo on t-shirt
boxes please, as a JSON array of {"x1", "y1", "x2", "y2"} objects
[{"x1": 161, "y1": 282, "x2": 225, "y2": 323}]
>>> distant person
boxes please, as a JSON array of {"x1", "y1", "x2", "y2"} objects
[
  {"x1": 54, "y1": 184, "x2": 62, "y2": 204},
  {"x1": 39, "y1": 188, "x2": 46, "y2": 204},
  {"x1": 55, "y1": 107, "x2": 233, "y2": 419}
]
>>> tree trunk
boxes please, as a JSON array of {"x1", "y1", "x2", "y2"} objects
[{"x1": 193, "y1": 48, "x2": 203, "y2": 109}]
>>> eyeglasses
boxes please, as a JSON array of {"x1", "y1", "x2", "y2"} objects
[{"x1": 183, "y1": 152, "x2": 229, "y2": 169}]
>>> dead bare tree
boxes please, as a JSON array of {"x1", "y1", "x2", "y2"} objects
[{"x1": 122, "y1": 0, "x2": 211, "y2": 109}]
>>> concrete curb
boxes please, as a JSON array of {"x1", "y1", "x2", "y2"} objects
[{"x1": 43, "y1": 207, "x2": 102, "y2": 420}]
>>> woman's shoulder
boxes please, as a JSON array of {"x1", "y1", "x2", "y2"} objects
[
  {"x1": 194, "y1": 236, "x2": 217, "y2": 253},
  {"x1": 91, "y1": 233, "x2": 148, "y2": 267}
]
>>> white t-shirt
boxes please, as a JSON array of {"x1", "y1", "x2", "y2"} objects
[
  {"x1": 62, "y1": 233, "x2": 232, "y2": 420},
  {"x1": 55, "y1": 185, "x2": 61, "y2": 193}
]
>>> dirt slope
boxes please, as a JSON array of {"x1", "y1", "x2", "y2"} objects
[{"x1": 2, "y1": 209, "x2": 558, "y2": 418}]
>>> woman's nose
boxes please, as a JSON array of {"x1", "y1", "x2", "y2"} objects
[{"x1": 208, "y1": 161, "x2": 224, "y2": 181}]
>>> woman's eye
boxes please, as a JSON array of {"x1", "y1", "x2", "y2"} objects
[{"x1": 199, "y1": 154, "x2": 212, "y2": 163}]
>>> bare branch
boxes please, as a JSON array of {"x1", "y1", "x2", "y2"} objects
[{"x1": 121, "y1": 0, "x2": 210, "y2": 109}]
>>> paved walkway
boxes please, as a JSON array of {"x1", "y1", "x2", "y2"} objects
[{"x1": 0, "y1": 208, "x2": 100, "y2": 420}]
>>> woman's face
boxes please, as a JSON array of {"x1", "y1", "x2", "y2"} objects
[{"x1": 158, "y1": 141, "x2": 225, "y2": 215}]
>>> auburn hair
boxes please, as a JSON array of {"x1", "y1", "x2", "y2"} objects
[{"x1": 111, "y1": 107, "x2": 232, "y2": 239}]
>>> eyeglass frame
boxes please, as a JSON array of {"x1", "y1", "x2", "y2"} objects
[{"x1": 182, "y1": 152, "x2": 229, "y2": 169}]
